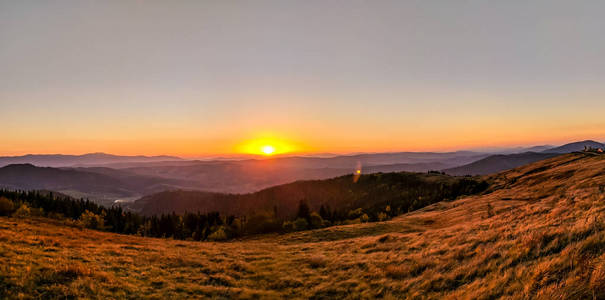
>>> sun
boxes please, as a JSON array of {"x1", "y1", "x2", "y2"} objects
[
  {"x1": 261, "y1": 145, "x2": 275, "y2": 155},
  {"x1": 236, "y1": 136, "x2": 302, "y2": 156}
]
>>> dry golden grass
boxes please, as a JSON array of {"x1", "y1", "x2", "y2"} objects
[{"x1": 1, "y1": 152, "x2": 605, "y2": 299}]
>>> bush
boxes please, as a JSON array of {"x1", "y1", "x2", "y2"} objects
[
  {"x1": 13, "y1": 204, "x2": 31, "y2": 218},
  {"x1": 78, "y1": 210, "x2": 105, "y2": 229},
  {"x1": 348, "y1": 208, "x2": 364, "y2": 219},
  {"x1": 360, "y1": 213, "x2": 369, "y2": 223},
  {"x1": 207, "y1": 227, "x2": 228, "y2": 241},
  {"x1": 293, "y1": 218, "x2": 308, "y2": 231},
  {"x1": 244, "y1": 212, "x2": 281, "y2": 234},
  {"x1": 343, "y1": 218, "x2": 361, "y2": 225},
  {"x1": 47, "y1": 212, "x2": 65, "y2": 220},
  {"x1": 0, "y1": 197, "x2": 15, "y2": 216},
  {"x1": 282, "y1": 221, "x2": 295, "y2": 232},
  {"x1": 309, "y1": 212, "x2": 324, "y2": 229},
  {"x1": 230, "y1": 218, "x2": 243, "y2": 235}
]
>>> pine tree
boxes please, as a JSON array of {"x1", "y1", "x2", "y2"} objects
[{"x1": 297, "y1": 200, "x2": 311, "y2": 221}]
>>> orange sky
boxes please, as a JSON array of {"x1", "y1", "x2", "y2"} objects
[
  {"x1": 2, "y1": 125, "x2": 604, "y2": 157},
  {"x1": 2, "y1": 1, "x2": 605, "y2": 157}
]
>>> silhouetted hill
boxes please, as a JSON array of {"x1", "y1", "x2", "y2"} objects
[
  {"x1": 0, "y1": 153, "x2": 182, "y2": 168},
  {"x1": 443, "y1": 152, "x2": 560, "y2": 176},
  {"x1": 542, "y1": 140, "x2": 604, "y2": 153},
  {"x1": 443, "y1": 139, "x2": 605, "y2": 176},
  {"x1": 129, "y1": 171, "x2": 487, "y2": 218}
]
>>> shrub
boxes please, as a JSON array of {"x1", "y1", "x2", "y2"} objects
[
  {"x1": 207, "y1": 227, "x2": 228, "y2": 241},
  {"x1": 348, "y1": 208, "x2": 364, "y2": 219},
  {"x1": 293, "y1": 218, "x2": 308, "y2": 231},
  {"x1": 360, "y1": 213, "x2": 369, "y2": 223},
  {"x1": 13, "y1": 204, "x2": 31, "y2": 218},
  {"x1": 309, "y1": 212, "x2": 324, "y2": 229},
  {"x1": 78, "y1": 210, "x2": 105, "y2": 229},
  {"x1": 244, "y1": 212, "x2": 281, "y2": 234},
  {"x1": 230, "y1": 218, "x2": 242, "y2": 234},
  {"x1": 282, "y1": 221, "x2": 295, "y2": 232},
  {"x1": 0, "y1": 197, "x2": 15, "y2": 216},
  {"x1": 47, "y1": 212, "x2": 65, "y2": 220}
]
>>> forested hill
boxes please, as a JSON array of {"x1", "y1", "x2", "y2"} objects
[{"x1": 129, "y1": 171, "x2": 488, "y2": 219}]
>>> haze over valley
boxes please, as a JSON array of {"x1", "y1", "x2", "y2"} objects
[{"x1": 0, "y1": 140, "x2": 601, "y2": 208}]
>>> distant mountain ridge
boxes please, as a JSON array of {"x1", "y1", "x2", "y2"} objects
[
  {"x1": 443, "y1": 152, "x2": 560, "y2": 176},
  {"x1": 443, "y1": 140, "x2": 605, "y2": 176},
  {"x1": 0, "y1": 163, "x2": 199, "y2": 205},
  {"x1": 1, "y1": 140, "x2": 603, "y2": 203},
  {"x1": 117, "y1": 151, "x2": 488, "y2": 193},
  {"x1": 542, "y1": 140, "x2": 604, "y2": 153},
  {"x1": 0, "y1": 152, "x2": 182, "y2": 167}
]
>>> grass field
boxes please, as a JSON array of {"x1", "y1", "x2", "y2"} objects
[{"x1": 2, "y1": 153, "x2": 605, "y2": 299}]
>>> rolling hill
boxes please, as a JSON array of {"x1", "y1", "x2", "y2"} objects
[
  {"x1": 128, "y1": 171, "x2": 488, "y2": 218},
  {"x1": 1, "y1": 152, "x2": 604, "y2": 298},
  {"x1": 118, "y1": 151, "x2": 487, "y2": 193}
]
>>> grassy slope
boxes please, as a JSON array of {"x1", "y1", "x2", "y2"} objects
[{"x1": 2, "y1": 153, "x2": 605, "y2": 299}]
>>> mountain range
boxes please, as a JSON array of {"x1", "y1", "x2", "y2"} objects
[
  {"x1": 0, "y1": 152, "x2": 182, "y2": 168},
  {"x1": 0, "y1": 164, "x2": 199, "y2": 206},
  {"x1": 0, "y1": 140, "x2": 602, "y2": 206}
]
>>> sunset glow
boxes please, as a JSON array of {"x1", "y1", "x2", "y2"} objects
[
  {"x1": 236, "y1": 137, "x2": 300, "y2": 156},
  {"x1": 1, "y1": 1, "x2": 604, "y2": 158}
]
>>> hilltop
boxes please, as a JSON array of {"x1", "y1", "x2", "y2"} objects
[
  {"x1": 1, "y1": 152, "x2": 605, "y2": 298},
  {"x1": 443, "y1": 140, "x2": 605, "y2": 176},
  {"x1": 543, "y1": 140, "x2": 604, "y2": 154}
]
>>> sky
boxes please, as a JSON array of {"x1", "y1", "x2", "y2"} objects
[{"x1": 1, "y1": 0, "x2": 605, "y2": 157}]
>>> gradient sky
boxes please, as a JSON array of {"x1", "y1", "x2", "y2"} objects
[{"x1": 1, "y1": 1, "x2": 604, "y2": 156}]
